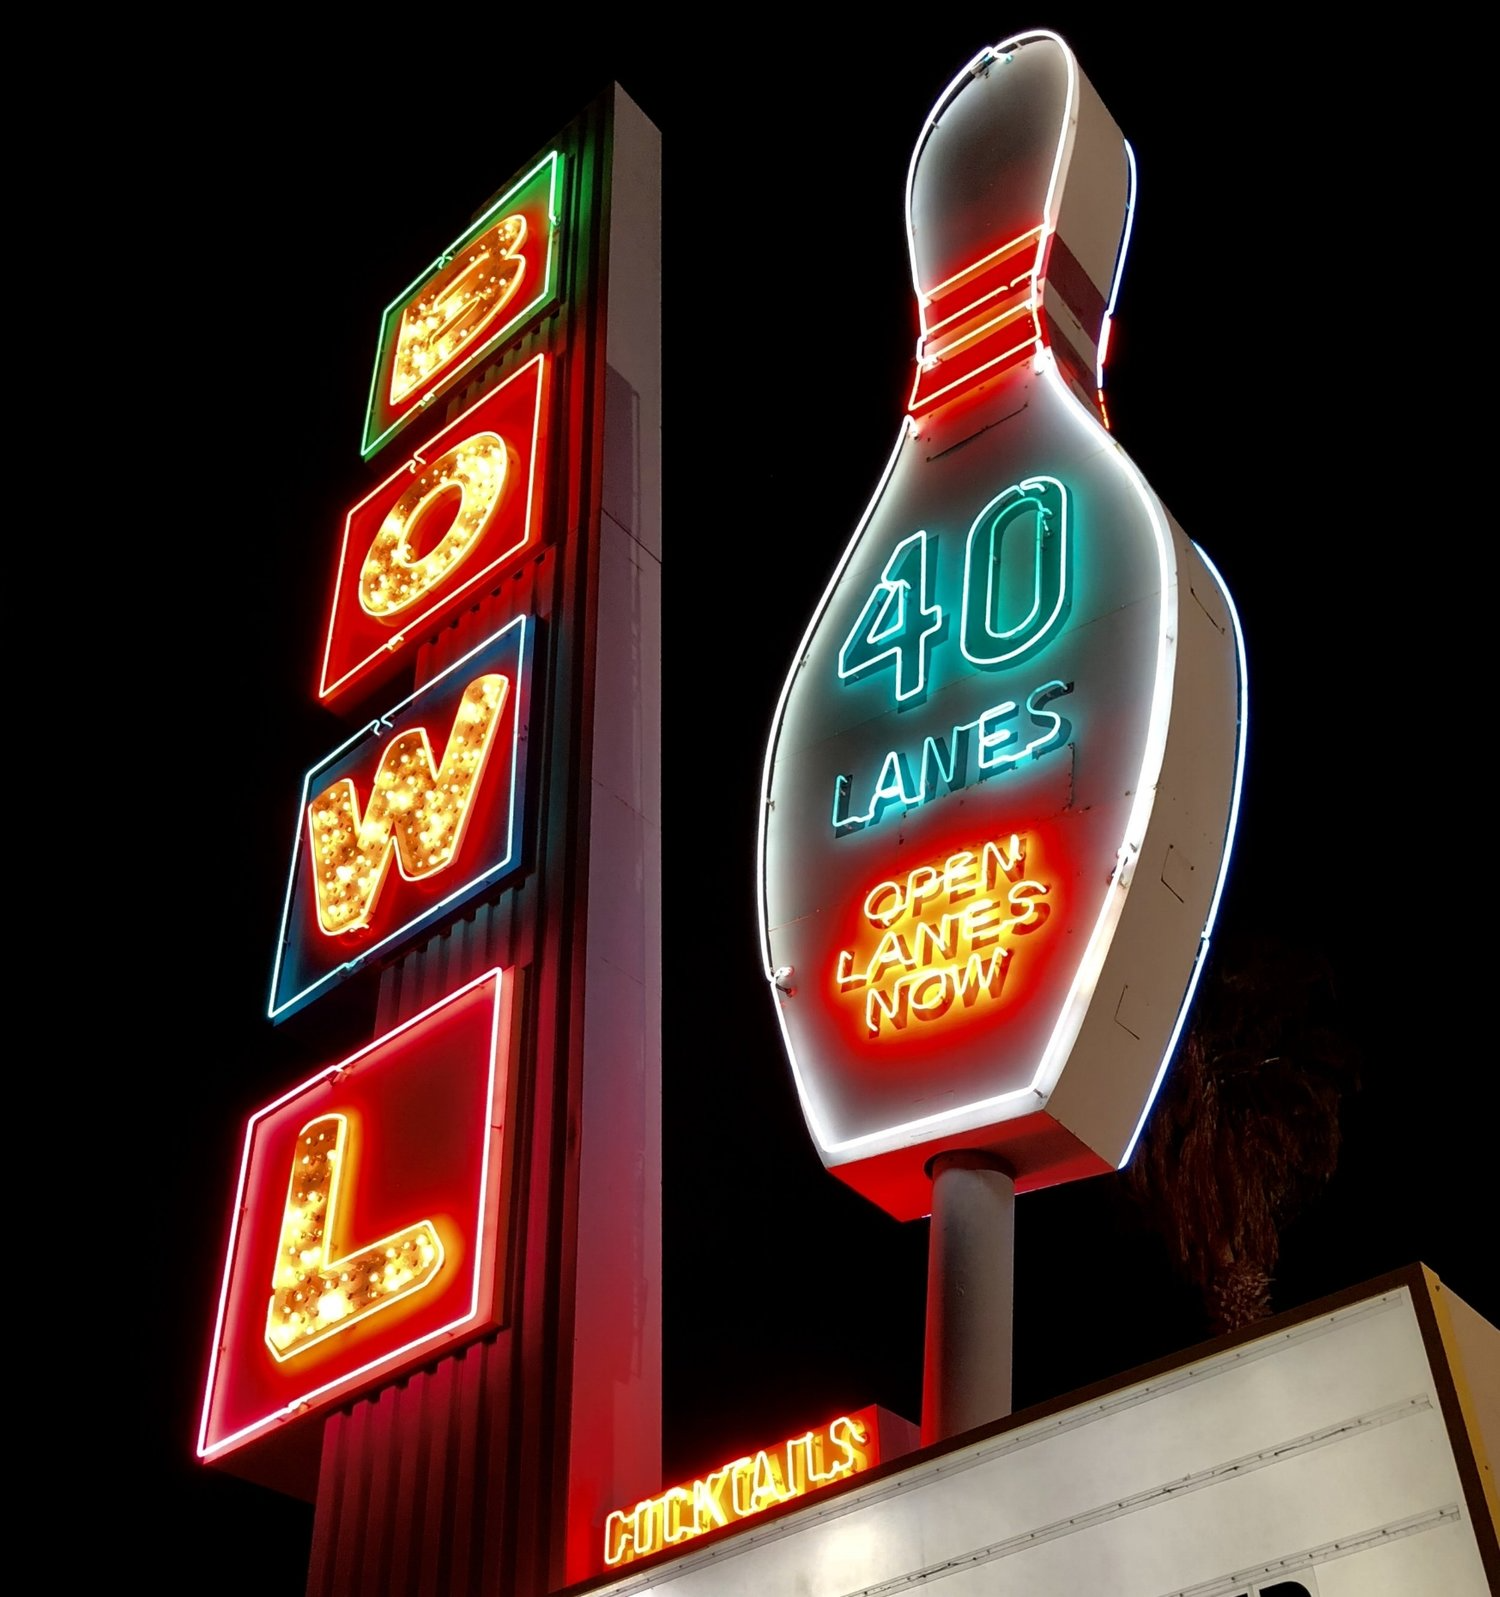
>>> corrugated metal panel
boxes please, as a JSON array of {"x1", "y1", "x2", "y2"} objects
[{"x1": 304, "y1": 86, "x2": 620, "y2": 1597}]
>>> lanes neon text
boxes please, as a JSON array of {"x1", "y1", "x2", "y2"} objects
[{"x1": 832, "y1": 679, "x2": 1071, "y2": 834}]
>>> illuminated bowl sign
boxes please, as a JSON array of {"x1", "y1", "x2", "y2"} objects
[
  {"x1": 270, "y1": 614, "x2": 531, "y2": 1021},
  {"x1": 758, "y1": 32, "x2": 1246, "y2": 1220},
  {"x1": 321, "y1": 352, "x2": 549, "y2": 704},
  {"x1": 361, "y1": 151, "x2": 563, "y2": 460},
  {"x1": 198, "y1": 967, "x2": 517, "y2": 1464}
]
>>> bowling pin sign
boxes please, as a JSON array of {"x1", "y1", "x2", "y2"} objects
[{"x1": 758, "y1": 32, "x2": 1246, "y2": 1222}]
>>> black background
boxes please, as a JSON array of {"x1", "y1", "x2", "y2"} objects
[{"x1": 70, "y1": 12, "x2": 1490, "y2": 1583}]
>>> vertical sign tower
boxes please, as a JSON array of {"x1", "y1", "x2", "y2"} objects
[{"x1": 197, "y1": 88, "x2": 661, "y2": 1595}]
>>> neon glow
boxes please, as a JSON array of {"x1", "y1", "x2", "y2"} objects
[
  {"x1": 602, "y1": 1412, "x2": 875, "y2": 1569},
  {"x1": 902, "y1": 39, "x2": 1076, "y2": 417},
  {"x1": 272, "y1": 615, "x2": 529, "y2": 1021},
  {"x1": 359, "y1": 433, "x2": 511, "y2": 617},
  {"x1": 362, "y1": 151, "x2": 561, "y2": 459},
  {"x1": 264, "y1": 1114, "x2": 443, "y2": 1360},
  {"x1": 959, "y1": 477, "x2": 1069, "y2": 667},
  {"x1": 199, "y1": 967, "x2": 514, "y2": 1463},
  {"x1": 901, "y1": 33, "x2": 1137, "y2": 419},
  {"x1": 321, "y1": 353, "x2": 547, "y2": 704},
  {"x1": 763, "y1": 348, "x2": 1177, "y2": 1161},
  {"x1": 831, "y1": 679, "x2": 1071, "y2": 832},
  {"x1": 1095, "y1": 139, "x2": 1139, "y2": 418},
  {"x1": 389, "y1": 215, "x2": 526, "y2": 405},
  {"x1": 308, "y1": 673, "x2": 509, "y2": 936},
  {"x1": 757, "y1": 34, "x2": 1243, "y2": 1183},
  {"x1": 837, "y1": 528, "x2": 941, "y2": 702},
  {"x1": 836, "y1": 837, "x2": 1051, "y2": 1038}
]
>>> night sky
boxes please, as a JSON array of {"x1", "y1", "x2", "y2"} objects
[{"x1": 87, "y1": 15, "x2": 1490, "y2": 1586}]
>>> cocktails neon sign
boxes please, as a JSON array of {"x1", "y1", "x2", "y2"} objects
[{"x1": 602, "y1": 1411, "x2": 877, "y2": 1568}]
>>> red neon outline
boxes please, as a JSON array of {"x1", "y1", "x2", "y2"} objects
[
  {"x1": 320, "y1": 353, "x2": 548, "y2": 703},
  {"x1": 197, "y1": 966, "x2": 513, "y2": 1462}
]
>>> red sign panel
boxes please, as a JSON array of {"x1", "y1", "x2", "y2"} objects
[
  {"x1": 321, "y1": 353, "x2": 549, "y2": 704},
  {"x1": 198, "y1": 967, "x2": 517, "y2": 1464}
]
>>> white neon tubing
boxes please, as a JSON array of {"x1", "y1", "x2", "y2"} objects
[
  {"x1": 1096, "y1": 139, "x2": 1138, "y2": 392},
  {"x1": 756, "y1": 419, "x2": 911, "y2": 980},
  {"x1": 761, "y1": 36, "x2": 1219, "y2": 1165},
  {"x1": 904, "y1": 33, "x2": 1078, "y2": 351}
]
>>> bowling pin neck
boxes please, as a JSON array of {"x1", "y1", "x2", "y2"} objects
[
  {"x1": 907, "y1": 229, "x2": 1107, "y2": 424},
  {"x1": 904, "y1": 33, "x2": 1132, "y2": 431}
]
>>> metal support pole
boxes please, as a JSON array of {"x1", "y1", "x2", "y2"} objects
[{"x1": 921, "y1": 1150, "x2": 1016, "y2": 1446}]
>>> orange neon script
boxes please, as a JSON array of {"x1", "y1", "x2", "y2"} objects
[
  {"x1": 836, "y1": 834, "x2": 1051, "y2": 1038},
  {"x1": 602, "y1": 1412, "x2": 875, "y2": 1568},
  {"x1": 264, "y1": 1114, "x2": 443, "y2": 1360}
]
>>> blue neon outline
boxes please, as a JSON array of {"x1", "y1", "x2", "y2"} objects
[
  {"x1": 1096, "y1": 140, "x2": 1139, "y2": 393},
  {"x1": 268, "y1": 614, "x2": 529, "y2": 1021}
]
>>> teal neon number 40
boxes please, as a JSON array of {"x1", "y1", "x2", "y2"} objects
[
  {"x1": 839, "y1": 476, "x2": 1069, "y2": 705},
  {"x1": 837, "y1": 529, "x2": 942, "y2": 702}
]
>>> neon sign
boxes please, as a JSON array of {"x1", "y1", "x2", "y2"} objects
[
  {"x1": 198, "y1": 967, "x2": 517, "y2": 1464},
  {"x1": 321, "y1": 352, "x2": 548, "y2": 704},
  {"x1": 308, "y1": 672, "x2": 510, "y2": 937},
  {"x1": 271, "y1": 615, "x2": 531, "y2": 1021},
  {"x1": 362, "y1": 151, "x2": 563, "y2": 459},
  {"x1": 264, "y1": 1113, "x2": 444, "y2": 1360},
  {"x1": 836, "y1": 835, "x2": 1052, "y2": 1039},
  {"x1": 602, "y1": 1410, "x2": 878, "y2": 1568},
  {"x1": 757, "y1": 31, "x2": 1246, "y2": 1222},
  {"x1": 828, "y1": 478, "x2": 1073, "y2": 834}
]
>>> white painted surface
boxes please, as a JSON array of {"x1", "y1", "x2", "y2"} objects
[
  {"x1": 569, "y1": 86, "x2": 664, "y2": 1562},
  {"x1": 580, "y1": 1285, "x2": 1492, "y2": 1596}
]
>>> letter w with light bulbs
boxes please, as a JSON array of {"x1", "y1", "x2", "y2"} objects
[{"x1": 758, "y1": 31, "x2": 1246, "y2": 1222}]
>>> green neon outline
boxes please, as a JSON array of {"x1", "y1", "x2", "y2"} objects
[{"x1": 360, "y1": 150, "x2": 564, "y2": 461}]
